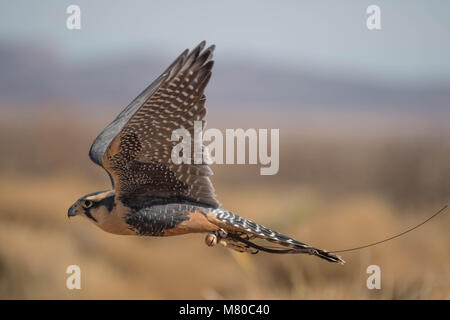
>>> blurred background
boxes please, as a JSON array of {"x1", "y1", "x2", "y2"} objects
[{"x1": 0, "y1": 0, "x2": 449, "y2": 299}]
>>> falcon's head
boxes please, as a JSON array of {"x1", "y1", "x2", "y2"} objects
[{"x1": 67, "y1": 190, "x2": 115, "y2": 223}]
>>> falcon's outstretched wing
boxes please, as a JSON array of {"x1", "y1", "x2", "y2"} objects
[{"x1": 88, "y1": 41, "x2": 219, "y2": 208}]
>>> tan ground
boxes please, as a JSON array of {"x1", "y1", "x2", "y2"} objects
[{"x1": 0, "y1": 109, "x2": 449, "y2": 299}]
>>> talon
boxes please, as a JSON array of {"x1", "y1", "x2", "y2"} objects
[
  {"x1": 205, "y1": 233, "x2": 218, "y2": 247},
  {"x1": 218, "y1": 228, "x2": 228, "y2": 238},
  {"x1": 219, "y1": 240, "x2": 227, "y2": 247}
]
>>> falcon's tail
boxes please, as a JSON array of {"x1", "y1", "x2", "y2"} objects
[{"x1": 206, "y1": 208, "x2": 345, "y2": 264}]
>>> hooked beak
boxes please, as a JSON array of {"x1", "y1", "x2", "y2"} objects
[{"x1": 68, "y1": 205, "x2": 78, "y2": 218}]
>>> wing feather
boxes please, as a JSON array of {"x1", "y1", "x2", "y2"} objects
[
  {"x1": 89, "y1": 41, "x2": 219, "y2": 208},
  {"x1": 89, "y1": 48, "x2": 190, "y2": 167}
]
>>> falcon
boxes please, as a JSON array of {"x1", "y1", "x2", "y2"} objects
[{"x1": 67, "y1": 42, "x2": 344, "y2": 264}]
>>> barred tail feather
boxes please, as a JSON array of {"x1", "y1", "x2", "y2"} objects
[
  {"x1": 208, "y1": 208, "x2": 345, "y2": 264},
  {"x1": 310, "y1": 248, "x2": 345, "y2": 264}
]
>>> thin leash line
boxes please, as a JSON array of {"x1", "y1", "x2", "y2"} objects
[
  {"x1": 329, "y1": 204, "x2": 448, "y2": 254},
  {"x1": 227, "y1": 234, "x2": 297, "y2": 254}
]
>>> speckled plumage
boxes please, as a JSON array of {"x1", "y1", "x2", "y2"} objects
[
  {"x1": 93, "y1": 41, "x2": 218, "y2": 208},
  {"x1": 68, "y1": 42, "x2": 345, "y2": 264},
  {"x1": 126, "y1": 204, "x2": 191, "y2": 236}
]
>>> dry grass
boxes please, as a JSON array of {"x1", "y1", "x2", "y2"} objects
[{"x1": 0, "y1": 110, "x2": 449, "y2": 299}]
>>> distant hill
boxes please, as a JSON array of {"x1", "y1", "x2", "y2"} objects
[{"x1": 1, "y1": 43, "x2": 449, "y2": 113}]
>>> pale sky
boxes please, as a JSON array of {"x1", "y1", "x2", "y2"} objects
[{"x1": 1, "y1": 0, "x2": 449, "y2": 82}]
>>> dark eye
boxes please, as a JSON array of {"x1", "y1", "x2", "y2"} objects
[{"x1": 81, "y1": 200, "x2": 93, "y2": 209}]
